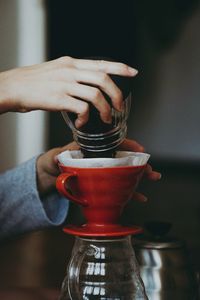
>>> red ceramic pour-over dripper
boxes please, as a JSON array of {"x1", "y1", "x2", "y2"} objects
[{"x1": 56, "y1": 162, "x2": 147, "y2": 237}]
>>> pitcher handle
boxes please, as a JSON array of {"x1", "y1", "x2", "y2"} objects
[{"x1": 56, "y1": 173, "x2": 88, "y2": 207}]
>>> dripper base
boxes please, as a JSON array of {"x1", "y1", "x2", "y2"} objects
[{"x1": 63, "y1": 224, "x2": 142, "y2": 237}]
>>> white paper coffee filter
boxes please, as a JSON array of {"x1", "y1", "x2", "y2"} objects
[{"x1": 57, "y1": 150, "x2": 150, "y2": 168}]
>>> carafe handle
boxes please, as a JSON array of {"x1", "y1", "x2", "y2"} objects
[{"x1": 56, "y1": 173, "x2": 88, "y2": 206}]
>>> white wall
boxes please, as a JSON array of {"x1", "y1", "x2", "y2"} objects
[{"x1": 0, "y1": 0, "x2": 47, "y2": 172}]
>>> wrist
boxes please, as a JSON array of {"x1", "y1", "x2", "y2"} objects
[
  {"x1": 36, "y1": 154, "x2": 57, "y2": 198},
  {"x1": 0, "y1": 70, "x2": 17, "y2": 113}
]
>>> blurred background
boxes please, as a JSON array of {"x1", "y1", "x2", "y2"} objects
[{"x1": 0, "y1": 0, "x2": 200, "y2": 289}]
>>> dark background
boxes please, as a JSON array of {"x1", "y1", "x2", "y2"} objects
[{"x1": 0, "y1": 0, "x2": 200, "y2": 289}]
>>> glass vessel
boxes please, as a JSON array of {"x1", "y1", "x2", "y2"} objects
[
  {"x1": 59, "y1": 236, "x2": 148, "y2": 300},
  {"x1": 62, "y1": 92, "x2": 131, "y2": 158}
]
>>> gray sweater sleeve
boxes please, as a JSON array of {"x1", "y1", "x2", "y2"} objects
[{"x1": 0, "y1": 156, "x2": 69, "y2": 240}]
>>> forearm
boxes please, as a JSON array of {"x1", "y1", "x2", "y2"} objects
[{"x1": 0, "y1": 70, "x2": 12, "y2": 114}]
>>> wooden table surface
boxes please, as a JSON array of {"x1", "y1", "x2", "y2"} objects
[
  {"x1": 0, "y1": 228, "x2": 75, "y2": 288},
  {"x1": 0, "y1": 288, "x2": 60, "y2": 300}
]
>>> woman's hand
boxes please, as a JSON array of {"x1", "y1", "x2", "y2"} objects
[
  {"x1": 0, "y1": 57, "x2": 137, "y2": 128},
  {"x1": 36, "y1": 142, "x2": 79, "y2": 197},
  {"x1": 119, "y1": 139, "x2": 161, "y2": 202},
  {"x1": 36, "y1": 139, "x2": 161, "y2": 200}
]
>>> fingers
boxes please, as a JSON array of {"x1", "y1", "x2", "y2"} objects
[
  {"x1": 73, "y1": 69, "x2": 124, "y2": 111},
  {"x1": 33, "y1": 57, "x2": 139, "y2": 125},
  {"x1": 65, "y1": 82, "x2": 112, "y2": 124},
  {"x1": 71, "y1": 58, "x2": 138, "y2": 77},
  {"x1": 46, "y1": 95, "x2": 90, "y2": 128},
  {"x1": 61, "y1": 141, "x2": 80, "y2": 151},
  {"x1": 53, "y1": 141, "x2": 80, "y2": 164},
  {"x1": 144, "y1": 164, "x2": 162, "y2": 181},
  {"x1": 119, "y1": 138, "x2": 145, "y2": 152},
  {"x1": 131, "y1": 191, "x2": 148, "y2": 203},
  {"x1": 119, "y1": 139, "x2": 162, "y2": 181}
]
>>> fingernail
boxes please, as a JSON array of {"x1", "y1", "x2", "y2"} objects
[
  {"x1": 128, "y1": 67, "x2": 138, "y2": 76},
  {"x1": 142, "y1": 196, "x2": 148, "y2": 202},
  {"x1": 119, "y1": 101, "x2": 125, "y2": 111},
  {"x1": 75, "y1": 119, "x2": 82, "y2": 128},
  {"x1": 104, "y1": 116, "x2": 112, "y2": 124},
  {"x1": 158, "y1": 173, "x2": 162, "y2": 180},
  {"x1": 139, "y1": 146, "x2": 145, "y2": 152},
  {"x1": 54, "y1": 155, "x2": 58, "y2": 163}
]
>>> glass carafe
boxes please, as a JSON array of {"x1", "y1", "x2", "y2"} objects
[
  {"x1": 62, "y1": 92, "x2": 131, "y2": 158},
  {"x1": 59, "y1": 236, "x2": 148, "y2": 300}
]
